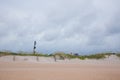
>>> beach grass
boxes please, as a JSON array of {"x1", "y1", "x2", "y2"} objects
[
  {"x1": 0, "y1": 51, "x2": 119, "y2": 60},
  {"x1": 116, "y1": 53, "x2": 120, "y2": 57}
]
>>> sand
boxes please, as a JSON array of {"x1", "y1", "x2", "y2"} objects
[{"x1": 0, "y1": 55, "x2": 120, "y2": 80}]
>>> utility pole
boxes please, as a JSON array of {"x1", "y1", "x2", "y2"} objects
[{"x1": 33, "y1": 41, "x2": 36, "y2": 54}]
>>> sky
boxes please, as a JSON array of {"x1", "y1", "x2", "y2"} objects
[{"x1": 0, "y1": 0, "x2": 120, "y2": 54}]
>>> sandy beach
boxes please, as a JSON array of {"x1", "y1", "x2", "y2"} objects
[{"x1": 0, "y1": 55, "x2": 120, "y2": 80}]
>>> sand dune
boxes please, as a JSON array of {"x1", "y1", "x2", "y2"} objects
[{"x1": 0, "y1": 55, "x2": 120, "y2": 80}]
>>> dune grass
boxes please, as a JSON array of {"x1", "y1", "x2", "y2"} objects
[
  {"x1": 0, "y1": 51, "x2": 119, "y2": 60},
  {"x1": 116, "y1": 53, "x2": 120, "y2": 58},
  {"x1": 0, "y1": 51, "x2": 50, "y2": 57}
]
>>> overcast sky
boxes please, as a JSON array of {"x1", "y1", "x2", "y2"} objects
[{"x1": 0, "y1": 0, "x2": 120, "y2": 54}]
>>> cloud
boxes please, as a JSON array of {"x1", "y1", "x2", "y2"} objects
[{"x1": 0, "y1": 0, "x2": 120, "y2": 54}]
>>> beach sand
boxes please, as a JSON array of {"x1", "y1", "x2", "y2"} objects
[{"x1": 0, "y1": 55, "x2": 120, "y2": 80}]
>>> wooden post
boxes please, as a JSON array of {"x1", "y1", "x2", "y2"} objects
[
  {"x1": 36, "y1": 55, "x2": 39, "y2": 61},
  {"x1": 53, "y1": 55, "x2": 56, "y2": 62},
  {"x1": 13, "y1": 55, "x2": 15, "y2": 61}
]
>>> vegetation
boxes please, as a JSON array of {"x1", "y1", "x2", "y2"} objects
[
  {"x1": 0, "y1": 51, "x2": 119, "y2": 60},
  {"x1": 84, "y1": 54, "x2": 106, "y2": 59},
  {"x1": 0, "y1": 51, "x2": 50, "y2": 57},
  {"x1": 0, "y1": 51, "x2": 16, "y2": 56},
  {"x1": 116, "y1": 53, "x2": 120, "y2": 57}
]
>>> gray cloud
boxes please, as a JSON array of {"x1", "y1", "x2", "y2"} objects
[{"x1": 0, "y1": 0, "x2": 120, "y2": 54}]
